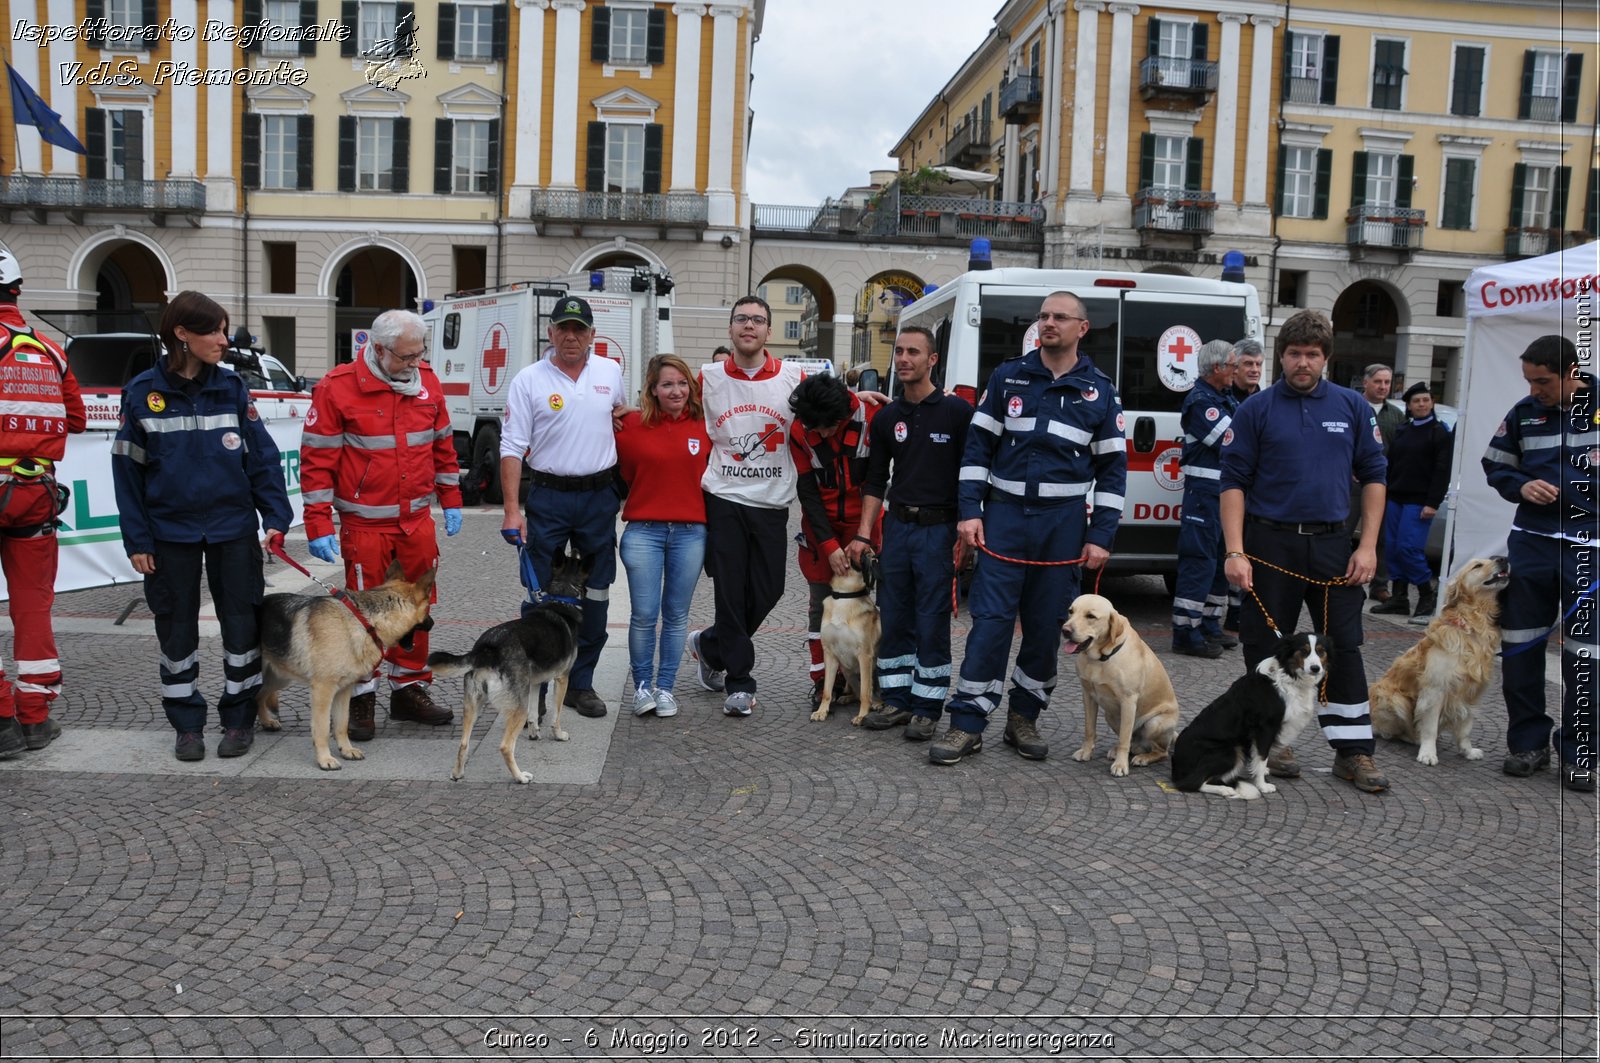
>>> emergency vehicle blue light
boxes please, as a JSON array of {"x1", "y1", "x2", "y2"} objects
[
  {"x1": 421, "y1": 299, "x2": 435, "y2": 313},
  {"x1": 589, "y1": 272, "x2": 606, "y2": 290},
  {"x1": 968, "y1": 238, "x2": 992, "y2": 271},
  {"x1": 1222, "y1": 251, "x2": 1246, "y2": 282}
]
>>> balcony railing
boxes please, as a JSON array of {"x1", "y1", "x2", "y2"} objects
[
  {"x1": 945, "y1": 118, "x2": 992, "y2": 165},
  {"x1": 1504, "y1": 226, "x2": 1583, "y2": 259},
  {"x1": 999, "y1": 74, "x2": 1042, "y2": 118},
  {"x1": 1139, "y1": 57, "x2": 1220, "y2": 94},
  {"x1": 1525, "y1": 94, "x2": 1560, "y2": 122},
  {"x1": 0, "y1": 175, "x2": 206, "y2": 215},
  {"x1": 1345, "y1": 203, "x2": 1426, "y2": 250},
  {"x1": 1133, "y1": 186, "x2": 1216, "y2": 234},
  {"x1": 752, "y1": 190, "x2": 1044, "y2": 249},
  {"x1": 529, "y1": 189, "x2": 708, "y2": 229},
  {"x1": 1286, "y1": 74, "x2": 1322, "y2": 104}
]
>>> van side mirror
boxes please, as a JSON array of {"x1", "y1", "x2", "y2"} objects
[
  {"x1": 296, "y1": 375, "x2": 310, "y2": 393},
  {"x1": 855, "y1": 368, "x2": 880, "y2": 393}
]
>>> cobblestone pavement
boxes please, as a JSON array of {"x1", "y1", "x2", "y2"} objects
[{"x1": 0, "y1": 509, "x2": 1595, "y2": 1061}]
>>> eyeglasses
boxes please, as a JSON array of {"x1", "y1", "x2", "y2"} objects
[
  {"x1": 382, "y1": 344, "x2": 428, "y2": 364},
  {"x1": 731, "y1": 314, "x2": 769, "y2": 326},
  {"x1": 1038, "y1": 313, "x2": 1086, "y2": 324}
]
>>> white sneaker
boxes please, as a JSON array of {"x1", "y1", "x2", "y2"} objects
[
  {"x1": 722, "y1": 691, "x2": 756, "y2": 717},
  {"x1": 688, "y1": 628, "x2": 726, "y2": 692},
  {"x1": 631, "y1": 684, "x2": 657, "y2": 716},
  {"x1": 653, "y1": 688, "x2": 680, "y2": 717}
]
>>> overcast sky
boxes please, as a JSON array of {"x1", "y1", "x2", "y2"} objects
[{"x1": 746, "y1": 0, "x2": 1000, "y2": 206}]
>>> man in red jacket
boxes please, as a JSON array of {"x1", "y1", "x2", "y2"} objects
[
  {"x1": 300, "y1": 310, "x2": 463, "y2": 740},
  {"x1": 0, "y1": 249, "x2": 85, "y2": 758}
]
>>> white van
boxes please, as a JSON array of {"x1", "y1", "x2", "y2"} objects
[{"x1": 893, "y1": 266, "x2": 1263, "y2": 581}]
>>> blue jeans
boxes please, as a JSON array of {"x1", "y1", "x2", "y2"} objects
[{"x1": 618, "y1": 521, "x2": 706, "y2": 691}]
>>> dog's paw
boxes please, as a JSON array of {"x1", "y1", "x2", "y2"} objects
[
  {"x1": 514, "y1": 770, "x2": 533, "y2": 784},
  {"x1": 339, "y1": 745, "x2": 364, "y2": 761},
  {"x1": 316, "y1": 755, "x2": 342, "y2": 771},
  {"x1": 851, "y1": 713, "x2": 868, "y2": 727},
  {"x1": 1131, "y1": 752, "x2": 1163, "y2": 766},
  {"x1": 1257, "y1": 781, "x2": 1277, "y2": 794},
  {"x1": 809, "y1": 707, "x2": 830, "y2": 722},
  {"x1": 1232, "y1": 781, "x2": 1261, "y2": 800},
  {"x1": 1416, "y1": 748, "x2": 1439, "y2": 766},
  {"x1": 258, "y1": 713, "x2": 282, "y2": 732},
  {"x1": 1462, "y1": 746, "x2": 1484, "y2": 761},
  {"x1": 450, "y1": 770, "x2": 464, "y2": 782},
  {"x1": 1071, "y1": 745, "x2": 1094, "y2": 762},
  {"x1": 1110, "y1": 758, "x2": 1130, "y2": 777},
  {"x1": 554, "y1": 729, "x2": 569, "y2": 742}
]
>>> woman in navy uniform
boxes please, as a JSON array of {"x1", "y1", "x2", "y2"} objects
[{"x1": 112, "y1": 292, "x2": 292, "y2": 762}]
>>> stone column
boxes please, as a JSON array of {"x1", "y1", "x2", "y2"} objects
[
  {"x1": 169, "y1": 0, "x2": 198, "y2": 178},
  {"x1": 510, "y1": 0, "x2": 550, "y2": 215},
  {"x1": 1041, "y1": 0, "x2": 1068, "y2": 207},
  {"x1": 1245, "y1": 15, "x2": 1280, "y2": 207},
  {"x1": 1067, "y1": 0, "x2": 1104, "y2": 202},
  {"x1": 1103, "y1": 2, "x2": 1139, "y2": 204},
  {"x1": 670, "y1": 4, "x2": 706, "y2": 191},
  {"x1": 549, "y1": 0, "x2": 586, "y2": 189},
  {"x1": 204, "y1": 0, "x2": 235, "y2": 208},
  {"x1": 46, "y1": 0, "x2": 78, "y2": 176},
  {"x1": 1213, "y1": 12, "x2": 1248, "y2": 206},
  {"x1": 705, "y1": 3, "x2": 743, "y2": 227}
]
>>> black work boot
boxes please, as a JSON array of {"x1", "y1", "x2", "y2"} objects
[
  {"x1": 348, "y1": 691, "x2": 377, "y2": 742},
  {"x1": 1370, "y1": 581, "x2": 1410, "y2": 615},
  {"x1": 1409, "y1": 579, "x2": 1438, "y2": 624}
]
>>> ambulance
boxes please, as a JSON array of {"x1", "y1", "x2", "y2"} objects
[
  {"x1": 421, "y1": 268, "x2": 674, "y2": 504},
  {"x1": 892, "y1": 262, "x2": 1263, "y2": 584}
]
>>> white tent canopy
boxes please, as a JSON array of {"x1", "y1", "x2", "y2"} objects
[{"x1": 1440, "y1": 242, "x2": 1600, "y2": 577}]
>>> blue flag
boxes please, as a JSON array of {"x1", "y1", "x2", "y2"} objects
[{"x1": 6, "y1": 62, "x2": 87, "y2": 155}]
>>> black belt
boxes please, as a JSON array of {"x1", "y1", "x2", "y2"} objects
[
  {"x1": 889, "y1": 503, "x2": 957, "y2": 526},
  {"x1": 1247, "y1": 515, "x2": 1342, "y2": 536},
  {"x1": 530, "y1": 466, "x2": 618, "y2": 492}
]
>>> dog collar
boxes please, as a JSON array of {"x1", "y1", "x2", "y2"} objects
[
  {"x1": 530, "y1": 590, "x2": 581, "y2": 608},
  {"x1": 829, "y1": 589, "x2": 872, "y2": 600},
  {"x1": 1095, "y1": 642, "x2": 1123, "y2": 662}
]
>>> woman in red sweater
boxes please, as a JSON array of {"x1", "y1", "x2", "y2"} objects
[{"x1": 615, "y1": 354, "x2": 711, "y2": 718}]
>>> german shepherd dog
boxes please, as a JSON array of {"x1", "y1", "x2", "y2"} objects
[
  {"x1": 427, "y1": 549, "x2": 592, "y2": 784},
  {"x1": 813, "y1": 558, "x2": 882, "y2": 726},
  {"x1": 255, "y1": 560, "x2": 437, "y2": 771}
]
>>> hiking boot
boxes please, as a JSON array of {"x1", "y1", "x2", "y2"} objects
[
  {"x1": 722, "y1": 691, "x2": 756, "y2": 717},
  {"x1": 1563, "y1": 765, "x2": 1596, "y2": 793},
  {"x1": 1368, "y1": 582, "x2": 1392, "y2": 603},
  {"x1": 564, "y1": 687, "x2": 608, "y2": 719},
  {"x1": 217, "y1": 727, "x2": 255, "y2": 757},
  {"x1": 1371, "y1": 582, "x2": 1411, "y2": 615},
  {"x1": 1172, "y1": 639, "x2": 1224, "y2": 659},
  {"x1": 1267, "y1": 745, "x2": 1301, "y2": 779},
  {"x1": 652, "y1": 689, "x2": 680, "y2": 718},
  {"x1": 174, "y1": 731, "x2": 206, "y2": 762},
  {"x1": 1332, "y1": 751, "x2": 1389, "y2": 793},
  {"x1": 1204, "y1": 630, "x2": 1239, "y2": 650},
  {"x1": 0, "y1": 716, "x2": 25, "y2": 760},
  {"x1": 905, "y1": 714, "x2": 937, "y2": 742},
  {"x1": 20, "y1": 717, "x2": 61, "y2": 751},
  {"x1": 348, "y1": 691, "x2": 376, "y2": 741},
  {"x1": 1409, "y1": 580, "x2": 1438, "y2": 624},
  {"x1": 862, "y1": 706, "x2": 913, "y2": 731},
  {"x1": 929, "y1": 726, "x2": 982, "y2": 765},
  {"x1": 391, "y1": 683, "x2": 453, "y2": 725},
  {"x1": 1002, "y1": 711, "x2": 1049, "y2": 760},
  {"x1": 631, "y1": 684, "x2": 657, "y2": 716},
  {"x1": 688, "y1": 629, "x2": 725, "y2": 692},
  {"x1": 1502, "y1": 747, "x2": 1551, "y2": 777}
]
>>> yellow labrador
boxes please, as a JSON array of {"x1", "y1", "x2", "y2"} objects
[{"x1": 1062, "y1": 593, "x2": 1181, "y2": 776}]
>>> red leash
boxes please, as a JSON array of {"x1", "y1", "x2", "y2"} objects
[
  {"x1": 950, "y1": 541, "x2": 1103, "y2": 617},
  {"x1": 265, "y1": 533, "x2": 387, "y2": 654}
]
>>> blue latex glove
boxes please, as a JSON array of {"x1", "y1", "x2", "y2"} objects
[
  {"x1": 307, "y1": 535, "x2": 341, "y2": 563},
  {"x1": 443, "y1": 508, "x2": 463, "y2": 537}
]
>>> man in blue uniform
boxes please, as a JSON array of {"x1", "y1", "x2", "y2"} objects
[
  {"x1": 1483, "y1": 335, "x2": 1597, "y2": 792},
  {"x1": 850, "y1": 326, "x2": 972, "y2": 740},
  {"x1": 932, "y1": 291, "x2": 1127, "y2": 765},
  {"x1": 1172, "y1": 339, "x2": 1239, "y2": 658},
  {"x1": 1220, "y1": 309, "x2": 1390, "y2": 793}
]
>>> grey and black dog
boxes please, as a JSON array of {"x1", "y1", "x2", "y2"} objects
[{"x1": 428, "y1": 549, "x2": 593, "y2": 783}]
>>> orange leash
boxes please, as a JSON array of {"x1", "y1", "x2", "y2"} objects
[
  {"x1": 951, "y1": 542, "x2": 1102, "y2": 617},
  {"x1": 1240, "y1": 551, "x2": 1346, "y2": 703}
]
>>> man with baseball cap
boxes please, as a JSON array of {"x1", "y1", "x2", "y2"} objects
[{"x1": 500, "y1": 294, "x2": 625, "y2": 718}]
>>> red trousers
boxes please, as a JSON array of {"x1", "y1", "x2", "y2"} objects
[
  {"x1": 340, "y1": 520, "x2": 439, "y2": 693},
  {"x1": 0, "y1": 480, "x2": 61, "y2": 722}
]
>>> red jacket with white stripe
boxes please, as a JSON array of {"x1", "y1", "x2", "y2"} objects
[
  {"x1": 0, "y1": 304, "x2": 85, "y2": 462},
  {"x1": 299, "y1": 356, "x2": 461, "y2": 540}
]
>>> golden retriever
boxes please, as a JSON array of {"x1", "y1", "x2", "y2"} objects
[
  {"x1": 1370, "y1": 556, "x2": 1510, "y2": 764},
  {"x1": 1061, "y1": 593, "x2": 1181, "y2": 775},
  {"x1": 812, "y1": 564, "x2": 881, "y2": 726}
]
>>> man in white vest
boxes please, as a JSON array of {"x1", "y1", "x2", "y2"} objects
[{"x1": 688, "y1": 296, "x2": 805, "y2": 717}]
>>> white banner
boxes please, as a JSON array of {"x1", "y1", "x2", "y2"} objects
[{"x1": 0, "y1": 414, "x2": 308, "y2": 601}]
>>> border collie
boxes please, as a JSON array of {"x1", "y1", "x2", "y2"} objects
[{"x1": 1170, "y1": 633, "x2": 1329, "y2": 800}]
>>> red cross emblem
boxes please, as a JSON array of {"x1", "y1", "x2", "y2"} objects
[
  {"x1": 1153, "y1": 444, "x2": 1184, "y2": 492},
  {"x1": 481, "y1": 322, "x2": 510, "y2": 392},
  {"x1": 894, "y1": 421, "x2": 908, "y2": 443},
  {"x1": 1082, "y1": 386, "x2": 1097, "y2": 402},
  {"x1": 1007, "y1": 396, "x2": 1024, "y2": 418},
  {"x1": 759, "y1": 423, "x2": 783, "y2": 453}
]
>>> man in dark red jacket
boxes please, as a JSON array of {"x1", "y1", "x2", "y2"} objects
[
  {"x1": 0, "y1": 248, "x2": 86, "y2": 758},
  {"x1": 300, "y1": 310, "x2": 463, "y2": 740},
  {"x1": 789, "y1": 373, "x2": 879, "y2": 708}
]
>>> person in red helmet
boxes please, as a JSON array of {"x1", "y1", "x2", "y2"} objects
[{"x1": 0, "y1": 247, "x2": 86, "y2": 758}]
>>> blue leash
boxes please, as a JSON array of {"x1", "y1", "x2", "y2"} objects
[
  {"x1": 1501, "y1": 579, "x2": 1600, "y2": 658},
  {"x1": 501, "y1": 529, "x2": 581, "y2": 608}
]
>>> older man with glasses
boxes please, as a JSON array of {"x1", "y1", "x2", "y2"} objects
[
  {"x1": 1171, "y1": 339, "x2": 1241, "y2": 658},
  {"x1": 300, "y1": 309, "x2": 464, "y2": 740}
]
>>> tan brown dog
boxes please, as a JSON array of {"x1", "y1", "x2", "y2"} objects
[
  {"x1": 1062, "y1": 593, "x2": 1181, "y2": 775},
  {"x1": 256, "y1": 560, "x2": 437, "y2": 771},
  {"x1": 812, "y1": 564, "x2": 881, "y2": 726},
  {"x1": 1371, "y1": 555, "x2": 1510, "y2": 764}
]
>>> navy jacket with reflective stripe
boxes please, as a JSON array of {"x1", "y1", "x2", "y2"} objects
[{"x1": 1481, "y1": 374, "x2": 1598, "y2": 539}]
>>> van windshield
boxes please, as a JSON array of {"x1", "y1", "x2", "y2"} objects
[{"x1": 975, "y1": 294, "x2": 1118, "y2": 393}]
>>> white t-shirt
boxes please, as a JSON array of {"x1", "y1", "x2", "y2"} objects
[
  {"x1": 700, "y1": 354, "x2": 804, "y2": 509},
  {"x1": 500, "y1": 351, "x2": 624, "y2": 475}
]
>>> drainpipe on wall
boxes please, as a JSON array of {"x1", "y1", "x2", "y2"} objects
[
  {"x1": 494, "y1": 34, "x2": 510, "y2": 287},
  {"x1": 1267, "y1": 0, "x2": 1291, "y2": 316}
]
